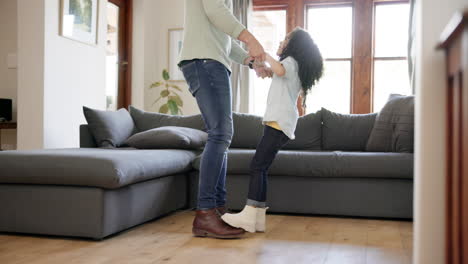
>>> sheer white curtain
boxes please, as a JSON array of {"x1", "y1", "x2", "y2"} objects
[{"x1": 231, "y1": 0, "x2": 252, "y2": 113}]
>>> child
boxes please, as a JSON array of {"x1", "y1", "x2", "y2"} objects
[{"x1": 222, "y1": 28, "x2": 324, "y2": 233}]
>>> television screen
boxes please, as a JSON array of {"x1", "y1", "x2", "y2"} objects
[{"x1": 0, "y1": 99, "x2": 12, "y2": 121}]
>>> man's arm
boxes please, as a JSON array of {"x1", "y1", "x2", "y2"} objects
[
  {"x1": 202, "y1": 0, "x2": 245, "y2": 39},
  {"x1": 202, "y1": 0, "x2": 265, "y2": 60},
  {"x1": 229, "y1": 40, "x2": 249, "y2": 65}
]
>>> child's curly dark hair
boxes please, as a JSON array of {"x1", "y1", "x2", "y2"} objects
[{"x1": 279, "y1": 27, "x2": 324, "y2": 106}]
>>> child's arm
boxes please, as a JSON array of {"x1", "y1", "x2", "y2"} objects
[
  {"x1": 265, "y1": 53, "x2": 286, "y2": 77},
  {"x1": 251, "y1": 59, "x2": 274, "y2": 78}
]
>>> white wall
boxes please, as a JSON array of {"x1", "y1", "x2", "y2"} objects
[
  {"x1": 0, "y1": 0, "x2": 18, "y2": 150},
  {"x1": 17, "y1": 0, "x2": 107, "y2": 150},
  {"x1": 414, "y1": 1, "x2": 467, "y2": 264},
  {"x1": 132, "y1": 0, "x2": 200, "y2": 115},
  {"x1": 42, "y1": 0, "x2": 106, "y2": 148}
]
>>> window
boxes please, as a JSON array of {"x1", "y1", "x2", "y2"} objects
[
  {"x1": 252, "y1": 0, "x2": 411, "y2": 114},
  {"x1": 373, "y1": 3, "x2": 411, "y2": 111},
  {"x1": 250, "y1": 10, "x2": 287, "y2": 116},
  {"x1": 306, "y1": 6, "x2": 353, "y2": 114}
]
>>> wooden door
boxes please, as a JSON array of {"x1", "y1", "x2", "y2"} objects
[{"x1": 107, "y1": 0, "x2": 132, "y2": 110}]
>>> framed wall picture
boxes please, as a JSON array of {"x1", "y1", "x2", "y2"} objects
[
  {"x1": 60, "y1": 0, "x2": 99, "y2": 45},
  {"x1": 168, "y1": 28, "x2": 184, "y2": 82}
]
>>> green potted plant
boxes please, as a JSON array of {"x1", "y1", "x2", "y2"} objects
[{"x1": 149, "y1": 69, "x2": 184, "y2": 115}]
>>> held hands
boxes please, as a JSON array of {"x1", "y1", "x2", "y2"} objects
[
  {"x1": 247, "y1": 40, "x2": 266, "y2": 62},
  {"x1": 238, "y1": 29, "x2": 273, "y2": 78},
  {"x1": 254, "y1": 63, "x2": 273, "y2": 79},
  {"x1": 245, "y1": 56, "x2": 273, "y2": 79},
  {"x1": 238, "y1": 30, "x2": 266, "y2": 62}
]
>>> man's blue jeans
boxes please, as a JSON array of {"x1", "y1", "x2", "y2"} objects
[{"x1": 180, "y1": 59, "x2": 232, "y2": 210}]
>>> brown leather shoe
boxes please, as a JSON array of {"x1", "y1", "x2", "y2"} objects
[
  {"x1": 215, "y1": 206, "x2": 228, "y2": 216},
  {"x1": 193, "y1": 209, "x2": 245, "y2": 239}
]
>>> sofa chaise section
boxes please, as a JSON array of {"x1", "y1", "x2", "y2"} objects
[
  {"x1": 0, "y1": 148, "x2": 197, "y2": 239},
  {"x1": 0, "y1": 148, "x2": 197, "y2": 188}
]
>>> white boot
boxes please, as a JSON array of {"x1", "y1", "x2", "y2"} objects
[
  {"x1": 221, "y1": 205, "x2": 257, "y2": 233},
  {"x1": 255, "y1": 207, "x2": 268, "y2": 232}
]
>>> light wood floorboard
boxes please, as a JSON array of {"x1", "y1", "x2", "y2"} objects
[{"x1": 0, "y1": 210, "x2": 413, "y2": 264}]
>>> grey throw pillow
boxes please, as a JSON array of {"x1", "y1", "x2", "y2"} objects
[
  {"x1": 366, "y1": 94, "x2": 415, "y2": 153},
  {"x1": 125, "y1": 126, "x2": 208, "y2": 149},
  {"x1": 230, "y1": 112, "x2": 264, "y2": 149},
  {"x1": 321, "y1": 108, "x2": 377, "y2": 151},
  {"x1": 283, "y1": 110, "x2": 322, "y2": 150},
  {"x1": 83, "y1": 106, "x2": 136, "y2": 148},
  {"x1": 129, "y1": 105, "x2": 205, "y2": 132}
]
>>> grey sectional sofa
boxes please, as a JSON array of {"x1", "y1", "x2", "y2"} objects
[{"x1": 0, "y1": 105, "x2": 413, "y2": 239}]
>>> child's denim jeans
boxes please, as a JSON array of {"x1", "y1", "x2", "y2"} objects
[{"x1": 247, "y1": 125, "x2": 290, "y2": 208}]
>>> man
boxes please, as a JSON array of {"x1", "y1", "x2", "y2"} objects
[{"x1": 178, "y1": 0, "x2": 268, "y2": 239}]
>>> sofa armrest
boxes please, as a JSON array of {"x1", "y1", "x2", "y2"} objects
[{"x1": 80, "y1": 124, "x2": 97, "y2": 148}]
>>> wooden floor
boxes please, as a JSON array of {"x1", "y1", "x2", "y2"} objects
[{"x1": 0, "y1": 210, "x2": 413, "y2": 264}]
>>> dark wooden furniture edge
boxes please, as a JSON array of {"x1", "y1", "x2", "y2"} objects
[
  {"x1": 0, "y1": 122, "x2": 17, "y2": 129},
  {"x1": 438, "y1": 9, "x2": 468, "y2": 264}
]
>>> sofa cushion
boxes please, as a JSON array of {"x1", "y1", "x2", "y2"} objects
[
  {"x1": 366, "y1": 95, "x2": 415, "y2": 153},
  {"x1": 125, "y1": 126, "x2": 207, "y2": 150},
  {"x1": 321, "y1": 108, "x2": 377, "y2": 151},
  {"x1": 192, "y1": 149, "x2": 413, "y2": 179},
  {"x1": 332, "y1": 151, "x2": 413, "y2": 179},
  {"x1": 83, "y1": 106, "x2": 136, "y2": 148},
  {"x1": 230, "y1": 111, "x2": 322, "y2": 150},
  {"x1": 129, "y1": 106, "x2": 205, "y2": 132},
  {"x1": 283, "y1": 110, "x2": 322, "y2": 150},
  {"x1": 230, "y1": 112, "x2": 263, "y2": 149},
  {"x1": 0, "y1": 148, "x2": 198, "y2": 189}
]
